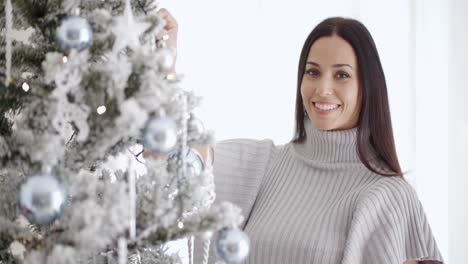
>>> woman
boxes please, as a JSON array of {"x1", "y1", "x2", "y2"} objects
[{"x1": 156, "y1": 9, "x2": 444, "y2": 264}]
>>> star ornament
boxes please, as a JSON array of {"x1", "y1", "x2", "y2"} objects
[{"x1": 111, "y1": 0, "x2": 150, "y2": 53}]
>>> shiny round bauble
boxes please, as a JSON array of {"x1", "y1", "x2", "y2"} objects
[
  {"x1": 216, "y1": 227, "x2": 250, "y2": 264},
  {"x1": 156, "y1": 47, "x2": 176, "y2": 73},
  {"x1": 187, "y1": 114, "x2": 205, "y2": 140},
  {"x1": 56, "y1": 16, "x2": 93, "y2": 51},
  {"x1": 18, "y1": 174, "x2": 66, "y2": 225},
  {"x1": 142, "y1": 116, "x2": 178, "y2": 154},
  {"x1": 168, "y1": 147, "x2": 205, "y2": 177}
]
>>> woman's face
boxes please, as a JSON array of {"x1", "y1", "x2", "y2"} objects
[{"x1": 301, "y1": 35, "x2": 361, "y2": 131}]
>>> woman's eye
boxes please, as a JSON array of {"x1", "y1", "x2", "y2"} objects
[
  {"x1": 306, "y1": 69, "x2": 319, "y2": 76},
  {"x1": 336, "y1": 71, "x2": 350, "y2": 79}
]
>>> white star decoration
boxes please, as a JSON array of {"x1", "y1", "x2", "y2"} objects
[{"x1": 111, "y1": 0, "x2": 150, "y2": 53}]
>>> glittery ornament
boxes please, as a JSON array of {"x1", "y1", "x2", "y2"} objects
[
  {"x1": 18, "y1": 174, "x2": 67, "y2": 225},
  {"x1": 142, "y1": 116, "x2": 178, "y2": 154},
  {"x1": 56, "y1": 16, "x2": 93, "y2": 51},
  {"x1": 187, "y1": 114, "x2": 205, "y2": 141},
  {"x1": 128, "y1": 253, "x2": 141, "y2": 264},
  {"x1": 216, "y1": 227, "x2": 250, "y2": 264},
  {"x1": 168, "y1": 147, "x2": 205, "y2": 177}
]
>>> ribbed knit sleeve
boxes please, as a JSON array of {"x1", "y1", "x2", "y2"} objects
[
  {"x1": 341, "y1": 177, "x2": 444, "y2": 264},
  {"x1": 193, "y1": 138, "x2": 283, "y2": 263},
  {"x1": 211, "y1": 139, "x2": 282, "y2": 226}
]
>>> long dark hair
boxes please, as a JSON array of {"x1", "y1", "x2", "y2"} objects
[{"x1": 292, "y1": 17, "x2": 403, "y2": 177}]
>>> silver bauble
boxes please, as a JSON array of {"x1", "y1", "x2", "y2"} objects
[
  {"x1": 156, "y1": 48, "x2": 176, "y2": 73},
  {"x1": 18, "y1": 174, "x2": 66, "y2": 225},
  {"x1": 168, "y1": 148, "x2": 204, "y2": 177},
  {"x1": 187, "y1": 114, "x2": 205, "y2": 140},
  {"x1": 216, "y1": 227, "x2": 250, "y2": 264},
  {"x1": 142, "y1": 116, "x2": 178, "y2": 154},
  {"x1": 184, "y1": 148, "x2": 204, "y2": 177},
  {"x1": 56, "y1": 16, "x2": 93, "y2": 51}
]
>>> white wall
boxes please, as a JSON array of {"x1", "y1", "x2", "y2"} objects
[
  {"x1": 449, "y1": 0, "x2": 468, "y2": 263},
  {"x1": 163, "y1": 0, "x2": 455, "y2": 262},
  {"x1": 412, "y1": 0, "x2": 450, "y2": 261}
]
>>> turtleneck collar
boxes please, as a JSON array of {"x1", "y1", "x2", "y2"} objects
[{"x1": 292, "y1": 119, "x2": 361, "y2": 164}]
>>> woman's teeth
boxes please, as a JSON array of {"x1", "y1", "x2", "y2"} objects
[{"x1": 314, "y1": 103, "x2": 340, "y2": 110}]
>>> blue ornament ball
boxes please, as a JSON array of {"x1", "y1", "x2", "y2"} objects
[
  {"x1": 56, "y1": 16, "x2": 93, "y2": 51},
  {"x1": 143, "y1": 116, "x2": 178, "y2": 154},
  {"x1": 18, "y1": 174, "x2": 67, "y2": 225},
  {"x1": 216, "y1": 227, "x2": 250, "y2": 264},
  {"x1": 168, "y1": 147, "x2": 205, "y2": 177}
]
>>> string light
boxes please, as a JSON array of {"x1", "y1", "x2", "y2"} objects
[
  {"x1": 178, "y1": 221, "x2": 184, "y2": 229},
  {"x1": 21, "y1": 82, "x2": 30, "y2": 92},
  {"x1": 166, "y1": 73, "x2": 176, "y2": 81},
  {"x1": 97, "y1": 105, "x2": 107, "y2": 115}
]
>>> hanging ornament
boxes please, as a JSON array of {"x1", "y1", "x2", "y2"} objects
[
  {"x1": 142, "y1": 116, "x2": 178, "y2": 154},
  {"x1": 168, "y1": 147, "x2": 205, "y2": 177},
  {"x1": 18, "y1": 174, "x2": 67, "y2": 225},
  {"x1": 56, "y1": 16, "x2": 93, "y2": 51},
  {"x1": 184, "y1": 148, "x2": 204, "y2": 177},
  {"x1": 216, "y1": 227, "x2": 250, "y2": 264},
  {"x1": 187, "y1": 113, "x2": 205, "y2": 141},
  {"x1": 156, "y1": 47, "x2": 176, "y2": 73}
]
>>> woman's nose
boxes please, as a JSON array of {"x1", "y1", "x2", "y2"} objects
[{"x1": 315, "y1": 80, "x2": 334, "y2": 97}]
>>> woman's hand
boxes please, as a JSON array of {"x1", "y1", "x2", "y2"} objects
[{"x1": 156, "y1": 8, "x2": 178, "y2": 74}]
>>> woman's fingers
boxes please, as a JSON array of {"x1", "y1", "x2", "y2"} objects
[
  {"x1": 158, "y1": 8, "x2": 178, "y2": 31},
  {"x1": 156, "y1": 8, "x2": 178, "y2": 49}
]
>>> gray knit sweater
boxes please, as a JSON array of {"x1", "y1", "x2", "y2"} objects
[{"x1": 195, "y1": 120, "x2": 443, "y2": 263}]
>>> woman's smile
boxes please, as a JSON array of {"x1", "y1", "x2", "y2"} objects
[{"x1": 312, "y1": 101, "x2": 341, "y2": 115}]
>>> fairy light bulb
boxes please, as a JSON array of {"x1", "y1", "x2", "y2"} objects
[
  {"x1": 178, "y1": 221, "x2": 184, "y2": 229},
  {"x1": 62, "y1": 56, "x2": 68, "y2": 64},
  {"x1": 97, "y1": 105, "x2": 107, "y2": 115},
  {"x1": 22, "y1": 82, "x2": 30, "y2": 92},
  {"x1": 166, "y1": 73, "x2": 176, "y2": 80}
]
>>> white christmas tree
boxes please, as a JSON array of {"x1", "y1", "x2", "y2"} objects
[{"x1": 0, "y1": 0, "x2": 248, "y2": 263}]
